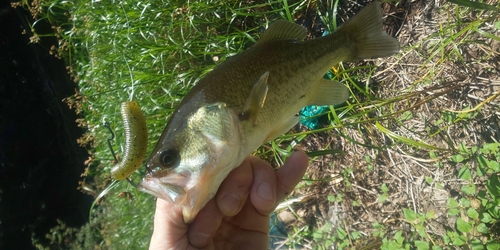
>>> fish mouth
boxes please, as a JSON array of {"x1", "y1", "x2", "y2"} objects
[
  {"x1": 137, "y1": 175, "x2": 187, "y2": 204},
  {"x1": 138, "y1": 170, "x2": 218, "y2": 223}
]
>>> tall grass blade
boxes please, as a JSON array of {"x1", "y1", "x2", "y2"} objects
[
  {"x1": 375, "y1": 122, "x2": 447, "y2": 151},
  {"x1": 446, "y1": 0, "x2": 497, "y2": 10}
]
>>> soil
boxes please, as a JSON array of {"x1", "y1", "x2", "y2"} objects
[{"x1": 0, "y1": 1, "x2": 93, "y2": 249}]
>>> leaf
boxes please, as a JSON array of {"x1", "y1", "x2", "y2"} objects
[
  {"x1": 452, "y1": 234, "x2": 467, "y2": 246},
  {"x1": 482, "y1": 143, "x2": 499, "y2": 154},
  {"x1": 442, "y1": 111, "x2": 456, "y2": 123},
  {"x1": 471, "y1": 239, "x2": 485, "y2": 250},
  {"x1": 365, "y1": 155, "x2": 372, "y2": 163},
  {"x1": 458, "y1": 167, "x2": 471, "y2": 180},
  {"x1": 495, "y1": 21, "x2": 500, "y2": 30},
  {"x1": 486, "y1": 175, "x2": 500, "y2": 200},
  {"x1": 403, "y1": 208, "x2": 418, "y2": 222},
  {"x1": 416, "y1": 224, "x2": 427, "y2": 238},
  {"x1": 337, "y1": 227, "x2": 347, "y2": 239},
  {"x1": 442, "y1": 234, "x2": 451, "y2": 245},
  {"x1": 460, "y1": 197, "x2": 471, "y2": 207},
  {"x1": 466, "y1": 207, "x2": 479, "y2": 219},
  {"x1": 429, "y1": 151, "x2": 437, "y2": 159},
  {"x1": 459, "y1": 142, "x2": 469, "y2": 155},
  {"x1": 448, "y1": 208, "x2": 460, "y2": 216},
  {"x1": 379, "y1": 193, "x2": 388, "y2": 203},
  {"x1": 476, "y1": 223, "x2": 489, "y2": 234},
  {"x1": 336, "y1": 194, "x2": 343, "y2": 202},
  {"x1": 382, "y1": 240, "x2": 403, "y2": 250},
  {"x1": 415, "y1": 240, "x2": 430, "y2": 250},
  {"x1": 487, "y1": 206, "x2": 500, "y2": 219},
  {"x1": 456, "y1": 218, "x2": 472, "y2": 233},
  {"x1": 476, "y1": 154, "x2": 488, "y2": 176},
  {"x1": 350, "y1": 231, "x2": 362, "y2": 240},
  {"x1": 461, "y1": 183, "x2": 476, "y2": 195},
  {"x1": 312, "y1": 230, "x2": 324, "y2": 240},
  {"x1": 436, "y1": 160, "x2": 443, "y2": 168},
  {"x1": 324, "y1": 239, "x2": 334, "y2": 249},
  {"x1": 451, "y1": 154, "x2": 465, "y2": 163},
  {"x1": 489, "y1": 161, "x2": 500, "y2": 172},
  {"x1": 393, "y1": 231, "x2": 404, "y2": 245},
  {"x1": 425, "y1": 176, "x2": 433, "y2": 184},
  {"x1": 447, "y1": 198, "x2": 459, "y2": 209},
  {"x1": 481, "y1": 212, "x2": 492, "y2": 223},
  {"x1": 327, "y1": 195, "x2": 336, "y2": 202},
  {"x1": 486, "y1": 241, "x2": 500, "y2": 250},
  {"x1": 381, "y1": 183, "x2": 389, "y2": 193},
  {"x1": 478, "y1": 190, "x2": 489, "y2": 206}
]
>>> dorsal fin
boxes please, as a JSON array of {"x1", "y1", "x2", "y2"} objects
[{"x1": 257, "y1": 20, "x2": 307, "y2": 44}]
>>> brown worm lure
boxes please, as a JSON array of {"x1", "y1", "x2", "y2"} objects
[{"x1": 111, "y1": 101, "x2": 148, "y2": 180}]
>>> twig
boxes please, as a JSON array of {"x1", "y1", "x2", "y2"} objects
[{"x1": 351, "y1": 183, "x2": 377, "y2": 195}]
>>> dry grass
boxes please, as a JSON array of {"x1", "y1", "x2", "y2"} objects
[{"x1": 273, "y1": 0, "x2": 500, "y2": 248}]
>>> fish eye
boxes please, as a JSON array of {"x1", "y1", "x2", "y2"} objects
[{"x1": 159, "y1": 149, "x2": 178, "y2": 167}]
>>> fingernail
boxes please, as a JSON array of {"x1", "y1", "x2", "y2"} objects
[
  {"x1": 222, "y1": 193, "x2": 241, "y2": 215},
  {"x1": 257, "y1": 182, "x2": 273, "y2": 201}
]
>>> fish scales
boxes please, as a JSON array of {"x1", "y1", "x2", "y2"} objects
[{"x1": 175, "y1": 40, "x2": 346, "y2": 140}]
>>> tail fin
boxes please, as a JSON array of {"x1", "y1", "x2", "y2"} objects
[{"x1": 337, "y1": 2, "x2": 400, "y2": 59}]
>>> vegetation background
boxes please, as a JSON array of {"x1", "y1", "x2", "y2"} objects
[{"x1": 10, "y1": 0, "x2": 500, "y2": 248}]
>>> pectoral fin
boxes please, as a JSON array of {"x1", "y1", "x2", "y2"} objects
[
  {"x1": 308, "y1": 79, "x2": 349, "y2": 106},
  {"x1": 240, "y1": 72, "x2": 269, "y2": 125}
]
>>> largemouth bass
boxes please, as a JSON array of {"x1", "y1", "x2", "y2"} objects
[{"x1": 139, "y1": 2, "x2": 400, "y2": 223}]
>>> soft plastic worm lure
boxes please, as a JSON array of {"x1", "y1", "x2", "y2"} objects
[{"x1": 110, "y1": 101, "x2": 148, "y2": 180}]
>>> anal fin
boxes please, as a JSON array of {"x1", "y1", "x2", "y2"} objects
[
  {"x1": 308, "y1": 79, "x2": 349, "y2": 106},
  {"x1": 240, "y1": 71, "x2": 269, "y2": 125}
]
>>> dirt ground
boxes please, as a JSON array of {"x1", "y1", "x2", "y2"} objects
[{"x1": 273, "y1": 0, "x2": 500, "y2": 248}]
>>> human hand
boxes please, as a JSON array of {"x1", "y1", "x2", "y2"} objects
[{"x1": 149, "y1": 150, "x2": 308, "y2": 250}]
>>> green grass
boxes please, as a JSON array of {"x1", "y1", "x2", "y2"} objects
[{"x1": 24, "y1": 0, "x2": 500, "y2": 248}]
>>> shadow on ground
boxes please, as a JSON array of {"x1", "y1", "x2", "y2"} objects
[{"x1": 0, "y1": 1, "x2": 92, "y2": 248}]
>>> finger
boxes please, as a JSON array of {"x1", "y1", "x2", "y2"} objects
[
  {"x1": 187, "y1": 198, "x2": 223, "y2": 248},
  {"x1": 249, "y1": 156, "x2": 277, "y2": 215},
  {"x1": 150, "y1": 198, "x2": 187, "y2": 249},
  {"x1": 216, "y1": 158, "x2": 253, "y2": 216},
  {"x1": 275, "y1": 150, "x2": 308, "y2": 202}
]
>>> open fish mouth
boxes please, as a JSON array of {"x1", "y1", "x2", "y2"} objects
[
  {"x1": 138, "y1": 167, "x2": 224, "y2": 223},
  {"x1": 138, "y1": 173, "x2": 189, "y2": 204}
]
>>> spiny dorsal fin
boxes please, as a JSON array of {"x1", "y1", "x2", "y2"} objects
[
  {"x1": 240, "y1": 71, "x2": 269, "y2": 125},
  {"x1": 257, "y1": 20, "x2": 307, "y2": 44}
]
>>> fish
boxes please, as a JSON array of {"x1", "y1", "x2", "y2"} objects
[
  {"x1": 138, "y1": 2, "x2": 400, "y2": 223},
  {"x1": 110, "y1": 101, "x2": 148, "y2": 180}
]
